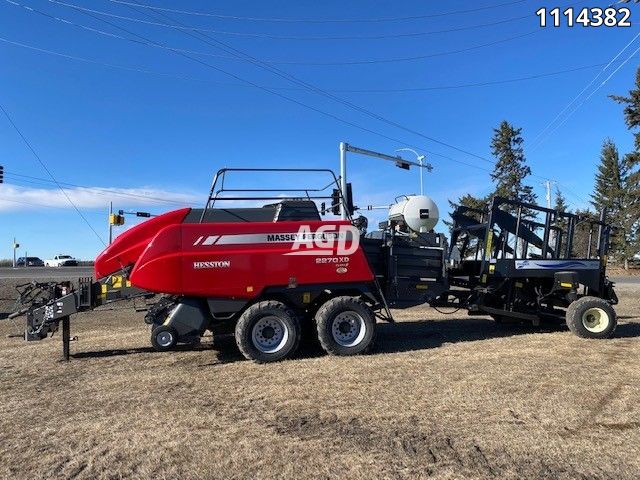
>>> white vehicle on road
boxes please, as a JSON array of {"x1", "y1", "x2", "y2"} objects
[{"x1": 45, "y1": 255, "x2": 79, "y2": 267}]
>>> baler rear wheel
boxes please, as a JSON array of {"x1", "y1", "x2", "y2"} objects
[
  {"x1": 315, "y1": 296, "x2": 376, "y2": 356},
  {"x1": 235, "y1": 301, "x2": 301, "y2": 363},
  {"x1": 151, "y1": 325, "x2": 178, "y2": 352}
]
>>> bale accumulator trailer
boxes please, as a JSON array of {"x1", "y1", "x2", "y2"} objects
[{"x1": 8, "y1": 146, "x2": 618, "y2": 362}]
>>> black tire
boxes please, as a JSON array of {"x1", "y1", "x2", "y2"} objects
[
  {"x1": 235, "y1": 300, "x2": 301, "y2": 363},
  {"x1": 315, "y1": 296, "x2": 376, "y2": 356},
  {"x1": 566, "y1": 296, "x2": 617, "y2": 339},
  {"x1": 151, "y1": 325, "x2": 178, "y2": 351}
]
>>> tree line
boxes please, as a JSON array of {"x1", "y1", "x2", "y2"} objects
[{"x1": 450, "y1": 66, "x2": 640, "y2": 269}]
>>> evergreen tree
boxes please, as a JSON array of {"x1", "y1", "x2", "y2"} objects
[
  {"x1": 490, "y1": 121, "x2": 537, "y2": 212},
  {"x1": 609, "y1": 67, "x2": 640, "y2": 268},
  {"x1": 447, "y1": 193, "x2": 487, "y2": 217},
  {"x1": 447, "y1": 120, "x2": 537, "y2": 227},
  {"x1": 591, "y1": 140, "x2": 639, "y2": 268},
  {"x1": 617, "y1": 153, "x2": 640, "y2": 268},
  {"x1": 445, "y1": 193, "x2": 487, "y2": 229},
  {"x1": 553, "y1": 186, "x2": 569, "y2": 255},
  {"x1": 591, "y1": 140, "x2": 624, "y2": 214},
  {"x1": 572, "y1": 209, "x2": 598, "y2": 258},
  {"x1": 554, "y1": 186, "x2": 568, "y2": 213},
  {"x1": 610, "y1": 67, "x2": 640, "y2": 151}
]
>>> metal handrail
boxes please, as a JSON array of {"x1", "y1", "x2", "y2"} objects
[{"x1": 199, "y1": 168, "x2": 351, "y2": 223}]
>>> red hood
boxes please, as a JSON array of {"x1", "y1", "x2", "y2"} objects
[{"x1": 94, "y1": 208, "x2": 190, "y2": 278}]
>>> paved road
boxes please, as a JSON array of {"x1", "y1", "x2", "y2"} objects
[
  {"x1": 0, "y1": 266, "x2": 94, "y2": 280},
  {"x1": 0, "y1": 267, "x2": 637, "y2": 284},
  {"x1": 612, "y1": 276, "x2": 640, "y2": 285}
]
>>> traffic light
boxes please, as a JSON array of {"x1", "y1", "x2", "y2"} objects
[
  {"x1": 109, "y1": 213, "x2": 125, "y2": 226},
  {"x1": 0, "y1": 165, "x2": 4, "y2": 183},
  {"x1": 331, "y1": 183, "x2": 354, "y2": 215},
  {"x1": 395, "y1": 159, "x2": 410, "y2": 170}
]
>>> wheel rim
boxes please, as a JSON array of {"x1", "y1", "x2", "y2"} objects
[
  {"x1": 582, "y1": 307, "x2": 610, "y2": 333},
  {"x1": 251, "y1": 315, "x2": 289, "y2": 354},
  {"x1": 331, "y1": 311, "x2": 366, "y2": 347},
  {"x1": 156, "y1": 330, "x2": 174, "y2": 348}
]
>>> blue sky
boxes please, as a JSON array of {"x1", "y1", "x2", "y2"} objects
[{"x1": 0, "y1": 0, "x2": 638, "y2": 260}]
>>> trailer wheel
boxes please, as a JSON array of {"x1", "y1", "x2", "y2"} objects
[
  {"x1": 151, "y1": 325, "x2": 178, "y2": 351},
  {"x1": 315, "y1": 296, "x2": 376, "y2": 356},
  {"x1": 566, "y1": 297, "x2": 617, "y2": 339},
  {"x1": 235, "y1": 301, "x2": 301, "y2": 363}
]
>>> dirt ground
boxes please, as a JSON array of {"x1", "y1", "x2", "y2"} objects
[{"x1": 0, "y1": 281, "x2": 638, "y2": 480}]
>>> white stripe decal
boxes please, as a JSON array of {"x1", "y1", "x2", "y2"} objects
[
  {"x1": 283, "y1": 250, "x2": 334, "y2": 256},
  {"x1": 202, "y1": 235, "x2": 220, "y2": 246}
]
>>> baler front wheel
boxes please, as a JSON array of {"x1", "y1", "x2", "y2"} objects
[
  {"x1": 566, "y1": 296, "x2": 617, "y2": 339},
  {"x1": 235, "y1": 301, "x2": 301, "y2": 363},
  {"x1": 315, "y1": 296, "x2": 376, "y2": 356},
  {"x1": 151, "y1": 325, "x2": 178, "y2": 351}
]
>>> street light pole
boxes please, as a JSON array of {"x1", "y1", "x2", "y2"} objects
[
  {"x1": 419, "y1": 156, "x2": 424, "y2": 196},
  {"x1": 396, "y1": 148, "x2": 427, "y2": 195}
]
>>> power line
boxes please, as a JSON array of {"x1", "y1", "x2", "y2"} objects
[
  {"x1": 4, "y1": 172, "x2": 198, "y2": 206},
  {"x1": 0, "y1": 194, "x2": 105, "y2": 214},
  {"x1": 5, "y1": 0, "x2": 542, "y2": 66},
  {"x1": 12, "y1": 0, "x2": 495, "y2": 169},
  {"x1": 532, "y1": 42, "x2": 640, "y2": 153},
  {"x1": 74, "y1": 0, "x2": 593, "y2": 207},
  {"x1": 6, "y1": 0, "x2": 591, "y2": 208},
  {"x1": 339, "y1": 63, "x2": 606, "y2": 92},
  {"x1": 269, "y1": 31, "x2": 540, "y2": 66},
  {"x1": 121, "y1": 1, "x2": 498, "y2": 164},
  {"x1": 121, "y1": 1, "x2": 593, "y2": 208},
  {"x1": 0, "y1": 103, "x2": 108, "y2": 245},
  {"x1": 530, "y1": 30, "x2": 640, "y2": 151},
  {"x1": 105, "y1": 0, "x2": 528, "y2": 23},
  {"x1": 48, "y1": 0, "x2": 531, "y2": 40},
  {"x1": 0, "y1": 35, "x2": 608, "y2": 93}
]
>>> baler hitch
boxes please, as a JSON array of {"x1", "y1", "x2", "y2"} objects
[{"x1": 8, "y1": 274, "x2": 153, "y2": 361}]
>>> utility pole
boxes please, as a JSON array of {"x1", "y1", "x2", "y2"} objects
[
  {"x1": 109, "y1": 201, "x2": 113, "y2": 245},
  {"x1": 12, "y1": 237, "x2": 18, "y2": 268},
  {"x1": 542, "y1": 180, "x2": 555, "y2": 209}
]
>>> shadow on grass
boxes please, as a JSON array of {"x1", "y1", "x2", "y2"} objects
[
  {"x1": 68, "y1": 316, "x2": 640, "y2": 363},
  {"x1": 201, "y1": 318, "x2": 569, "y2": 364},
  {"x1": 375, "y1": 318, "x2": 564, "y2": 355},
  {"x1": 615, "y1": 321, "x2": 640, "y2": 338},
  {"x1": 71, "y1": 343, "x2": 216, "y2": 359}
]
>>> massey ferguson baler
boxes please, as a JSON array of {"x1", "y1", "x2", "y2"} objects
[{"x1": 10, "y1": 146, "x2": 619, "y2": 363}]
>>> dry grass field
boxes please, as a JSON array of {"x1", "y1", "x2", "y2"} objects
[{"x1": 0, "y1": 281, "x2": 639, "y2": 479}]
